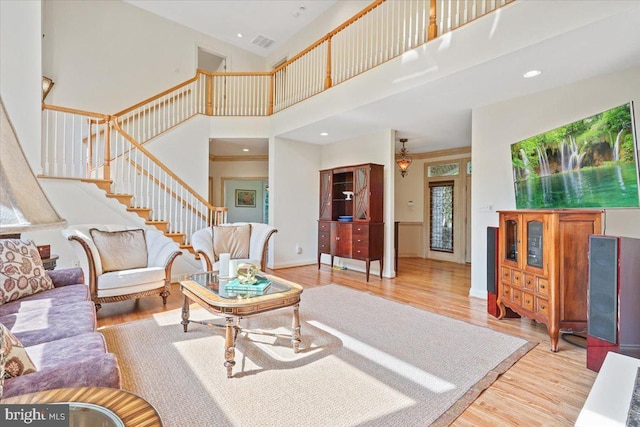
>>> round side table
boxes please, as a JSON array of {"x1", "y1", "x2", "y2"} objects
[{"x1": 1, "y1": 387, "x2": 162, "y2": 427}]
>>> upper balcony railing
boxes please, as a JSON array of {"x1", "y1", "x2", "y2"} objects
[{"x1": 104, "y1": 0, "x2": 514, "y2": 145}]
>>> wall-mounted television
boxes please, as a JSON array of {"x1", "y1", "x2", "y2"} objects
[{"x1": 511, "y1": 102, "x2": 639, "y2": 209}]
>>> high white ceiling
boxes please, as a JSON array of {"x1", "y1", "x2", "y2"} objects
[
  {"x1": 124, "y1": 0, "x2": 338, "y2": 57},
  {"x1": 126, "y1": 1, "x2": 640, "y2": 157}
]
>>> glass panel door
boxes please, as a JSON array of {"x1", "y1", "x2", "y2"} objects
[{"x1": 429, "y1": 181, "x2": 454, "y2": 253}]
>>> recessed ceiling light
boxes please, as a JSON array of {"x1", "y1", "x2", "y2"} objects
[
  {"x1": 320, "y1": 132, "x2": 328, "y2": 136},
  {"x1": 523, "y1": 70, "x2": 542, "y2": 78},
  {"x1": 242, "y1": 148, "x2": 250, "y2": 152},
  {"x1": 237, "y1": 33, "x2": 243, "y2": 38}
]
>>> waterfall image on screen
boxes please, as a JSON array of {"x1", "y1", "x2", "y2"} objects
[{"x1": 511, "y1": 102, "x2": 639, "y2": 209}]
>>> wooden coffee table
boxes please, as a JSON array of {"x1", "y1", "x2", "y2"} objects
[{"x1": 179, "y1": 272, "x2": 303, "y2": 378}]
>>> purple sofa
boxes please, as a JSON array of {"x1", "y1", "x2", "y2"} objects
[{"x1": 0, "y1": 268, "x2": 121, "y2": 399}]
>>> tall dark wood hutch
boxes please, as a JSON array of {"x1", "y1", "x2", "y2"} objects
[{"x1": 318, "y1": 163, "x2": 384, "y2": 281}]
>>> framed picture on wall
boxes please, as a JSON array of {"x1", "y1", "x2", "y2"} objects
[{"x1": 235, "y1": 189, "x2": 256, "y2": 207}]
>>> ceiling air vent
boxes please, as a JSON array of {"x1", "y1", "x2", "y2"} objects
[{"x1": 251, "y1": 35, "x2": 275, "y2": 49}]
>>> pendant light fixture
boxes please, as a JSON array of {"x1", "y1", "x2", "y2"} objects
[{"x1": 396, "y1": 138, "x2": 412, "y2": 178}]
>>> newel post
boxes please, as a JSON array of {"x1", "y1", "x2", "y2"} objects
[
  {"x1": 325, "y1": 35, "x2": 333, "y2": 90},
  {"x1": 103, "y1": 116, "x2": 112, "y2": 182},
  {"x1": 428, "y1": 0, "x2": 438, "y2": 41},
  {"x1": 206, "y1": 74, "x2": 213, "y2": 116}
]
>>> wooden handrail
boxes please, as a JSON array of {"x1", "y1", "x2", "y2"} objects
[
  {"x1": 42, "y1": 103, "x2": 109, "y2": 120},
  {"x1": 328, "y1": 0, "x2": 385, "y2": 37},
  {"x1": 111, "y1": 120, "x2": 220, "y2": 212},
  {"x1": 113, "y1": 71, "x2": 202, "y2": 117},
  {"x1": 199, "y1": 70, "x2": 271, "y2": 77}
]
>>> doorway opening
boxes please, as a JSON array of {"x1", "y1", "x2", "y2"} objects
[{"x1": 197, "y1": 47, "x2": 226, "y2": 72}]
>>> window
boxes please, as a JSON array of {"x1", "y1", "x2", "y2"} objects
[
  {"x1": 429, "y1": 181, "x2": 454, "y2": 253},
  {"x1": 428, "y1": 163, "x2": 459, "y2": 177}
]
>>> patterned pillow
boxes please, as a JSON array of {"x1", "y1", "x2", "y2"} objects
[
  {"x1": 212, "y1": 224, "x2": 251, "y2": 261},
  {"x1": 0, "y1": 323, "x2": 37, "y2": 380},
  {"x1": 89, "y1": 228, "x2": 148, "y2": 273},
  {"x1": 0, "y1": 239, "x2": 54, "y2": 305}
]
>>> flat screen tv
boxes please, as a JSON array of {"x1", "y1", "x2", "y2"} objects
[{"x1": 511, "y1": 102, "x2": 639, "y2": 209}]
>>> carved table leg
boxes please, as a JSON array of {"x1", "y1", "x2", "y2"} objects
[
  {"x1": 224, "y1": 317, "x2": 236, "y2": 378},
  {"x1": 181, "y1": 294, "x2": 190, "y2": 332},
  {"x1": 292, "y1": 303, "x2": 301, "y2": 353}
]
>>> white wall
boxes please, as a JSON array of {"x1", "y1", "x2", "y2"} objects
[
  {"x1": 471, "y1": 66, "x2": 640, "y2": 299},
  {"x1": 145, "y1": 115, "x2": 210, "y2": 198},
  {"x1": 42, "y1": 0, "x2": 266, "y2": 113},
  {"x1": 266, "y1": 1, "x2": 370, "y2": 67},
  {"x1": 270, "y1": 137, "x2": 322, "y2": 268},
  {"x1": 0, "y1": 0, "x2": 42, "y2": 172}
]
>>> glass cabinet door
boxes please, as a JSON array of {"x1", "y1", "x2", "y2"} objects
[
  {"x1": 526, "y1": 220, "x2": 544, "y2": 268},
  {"x1": 353, "y1": 166, "x2": 369, "y2": 221},
  {"x1": 319, "y1": 171, "x2": 332, "y2": 220},
  {"x1": 505, "y1": 219, "x2": 518, "y2": 262}
]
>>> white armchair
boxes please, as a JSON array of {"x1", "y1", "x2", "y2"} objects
[
  {"x1": 191, "y1": 222, "x2": 277, "y2": 272},
  {"x1": 62, "y1": 224, "x2": 182, "y2": 310}
]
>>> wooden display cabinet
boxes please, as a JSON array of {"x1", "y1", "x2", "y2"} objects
[
  {"x1": 497, "y1": 209, "x2": 603, "y2": 351},
  {"x1": 318, "y1": 163, "x2": 384, "y2": 281}
]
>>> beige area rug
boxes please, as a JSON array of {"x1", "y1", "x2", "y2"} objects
[{"x1": 101, "y1": 284, "x2": 536, "y2": 427}]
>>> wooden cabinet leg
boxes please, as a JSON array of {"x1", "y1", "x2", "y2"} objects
[
  {"x1": 365, "y1": 259, "x2": 370, "y2": 281},
  {"x1": 497, "y1": 301, "x2": 506, "y2": 320},
  {"x1": 548, "y1": 323, "x2": 560, "y2": 352},
  {"x1": 330, "y1": 255, "x2": 335, "y2": 268}
]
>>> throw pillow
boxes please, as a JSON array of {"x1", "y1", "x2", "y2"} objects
[
  {"x1": 212, "y1": 224, "x2": 251, "y2": 261},
  {"x1": 0, "y1": 239, "x2": 54, "y2": 305},
  {"x1": 0, "y1": 323, "x2": 37, "y2": 380},
  {"x1": 90, "y1": 228, "x2": 148, "y2": 273}
]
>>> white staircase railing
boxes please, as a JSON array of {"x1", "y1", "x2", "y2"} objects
[{"x1": 42, "y1": 105, "x2": 227, "y2": 245}]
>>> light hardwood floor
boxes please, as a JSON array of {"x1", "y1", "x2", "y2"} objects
[{"x1": 96, "y1": 258, "x2": 596, "y2": 426}]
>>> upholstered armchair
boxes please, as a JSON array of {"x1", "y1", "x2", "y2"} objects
[
  {"x1": 191, "y1": 222, "x2": 277, "y2": 272},
  {"x1": 62, "y1": 224, "x2": 182, "y2": 310}
]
